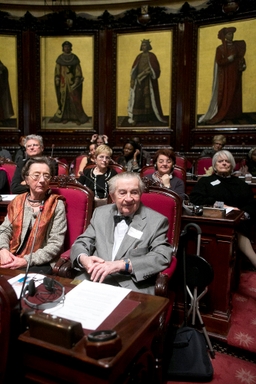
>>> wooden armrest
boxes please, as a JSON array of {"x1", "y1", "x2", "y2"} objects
[
  {"x1": 52, "y1": 249, "x2": 75, "y2": 278},
  {"x1": 155, "y1": 256, "x2": 177, "y2": 297}
]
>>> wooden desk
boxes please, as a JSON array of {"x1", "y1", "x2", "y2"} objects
[
  {"x1": 1, "y1": 269, "x2": 169, "y2": 384},
  {"x1": 177, "y1": 210, "x2": 244, "y2": 339}
]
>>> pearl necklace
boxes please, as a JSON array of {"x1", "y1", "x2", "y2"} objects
[{"x1": 90, "y1": 167, "x2": 112, "y2": 199}]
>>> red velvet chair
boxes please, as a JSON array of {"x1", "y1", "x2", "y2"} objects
[
  {"x1": 0, "y1": 158, "x2": 17, "y2": 192},
  {"x1": 175, "y1": 154, "x2": 187, "y2": 171},
  {"x1": 49, "y1": 175, "x2": 94, "y2": 277},
  {"x1": 195, "y1": 157, "x2": 213, "y2": 176},
  {"x1": 70, "y1": 154, "x2": 88, "y2": 176},
  {"x1": 141, "y1": 182, "x2": 182, "y2": 323},
  {"x1": 57, "y1": 160, "x2": 69, "y2": 175}
]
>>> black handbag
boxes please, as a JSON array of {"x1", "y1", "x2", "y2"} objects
[{"x1": 166, "y1": 223, "x2": 214, "y2": 382}]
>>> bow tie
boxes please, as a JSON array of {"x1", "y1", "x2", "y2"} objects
[{"x1": 114, "y1": 215, "x2": 132, "y2": 226}]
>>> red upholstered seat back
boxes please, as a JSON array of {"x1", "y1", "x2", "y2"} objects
[
  {"x1": 50, "y1": 179, "x2": 94, "y2": 250},
  {"x1": 195, "y1": 157, "x2": 213, "y2": 176},
  {"x1": 57, "y1": 161, "x2": 69, "y2": 175},
  {"x1": 72, "y1": 154, "x2": 87, "y2": 176},
  {"x1": 175, "y1": 155, "x2": 187, "y2": 170},
  {"x1": 1, "y1": 162, "x2": 16, "y2": 183},
  {"x1": 141, "y1": 186, "x2": 182, "y2": 254}
]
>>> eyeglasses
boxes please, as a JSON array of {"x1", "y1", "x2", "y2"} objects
[
  {"x1": 26, "y1": 144, "x2": 40, "y2": 148},
  {"x1": 28, "y1": 173, "x2": 51, "y2": 181}
]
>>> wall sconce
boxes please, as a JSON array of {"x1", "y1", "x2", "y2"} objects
[
  {"x1": 137, "y1": 5, "x2": 151, "y2": 26},
  {"x1": 222, "y1": 1, "x2": 240, "y2": 15}
]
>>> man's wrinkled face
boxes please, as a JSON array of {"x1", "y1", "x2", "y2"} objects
[{"x1": 110, "y1": 178, "x2": 141, "y2": 216}]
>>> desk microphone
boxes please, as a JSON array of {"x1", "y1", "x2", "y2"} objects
[
  {"x1": 51, "y1": 144, "x2": 55, "y2": 158},
  {"x1": 19, "y1": 201, "x2": 44, "y2": 307}
]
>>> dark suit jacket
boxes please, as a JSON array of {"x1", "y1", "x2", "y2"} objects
[{"x1": 71, "y1": 203, "x2": 173, "y2": 294}]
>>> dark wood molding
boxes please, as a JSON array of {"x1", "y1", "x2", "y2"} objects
[{"x1": 1, "y1": 3, "x2": 256, "y2": 162}]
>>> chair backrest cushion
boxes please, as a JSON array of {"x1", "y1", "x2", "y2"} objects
[
  {"x1": 57, "y1": 162, "x2": 69, "y2": 175},
  {"x1": 141, "y1": 189, "x2": 181, "y2": 251},
  {"x1": 1, "y1": 163, "x2": 16, "y2": 183},
  {"x1": 196, "y1": 157, "x2": 213, "y2": 176},
  {"x1": 51, "y1": 186, "x2": 93, "y2": 249}
]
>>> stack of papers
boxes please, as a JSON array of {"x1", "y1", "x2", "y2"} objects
[{"x1": 45, "y1": 280, "x2": 131, "y2": 330}]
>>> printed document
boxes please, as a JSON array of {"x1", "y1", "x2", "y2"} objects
[{"x1": 44, "y1": 280, "x2": 131, "y2": 330}]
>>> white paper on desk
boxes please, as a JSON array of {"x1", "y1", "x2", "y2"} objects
[
  {"x1": 1, "y1": 194, "x2": 18, "y2": 201},
  {"x1": 225, "y1": 207, "x2": 233, "y2": 214},
  {"x1": 44, "y1": 280, "x2": 131, "y2": 330},
  {"x1": 8, "y1": 273, "x2": 46, "y2": 298}
]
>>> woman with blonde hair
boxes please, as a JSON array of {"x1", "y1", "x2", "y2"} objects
[{"x1": 78, "y1": 145, "x2": 117, "y2": 202}]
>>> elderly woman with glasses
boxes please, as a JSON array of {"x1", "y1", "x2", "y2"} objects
[{"x1": 0, "y1": 156, "x2": 67, "y2": 274}]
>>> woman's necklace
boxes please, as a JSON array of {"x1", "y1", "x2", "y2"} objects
[
  {"x1": 26, "y1": 194, "x2": 42, "y2": 207},
  {"x1": 90, "y1": 167, "x2": 112, "y2": 199}
]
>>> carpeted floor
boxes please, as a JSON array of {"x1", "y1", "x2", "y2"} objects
[
  {"x1": 165, "y1": 270, "x2": 256, "y2": 383},
  {"x1": 167, "y1": 351, "x2": 256, "y2": 384}
]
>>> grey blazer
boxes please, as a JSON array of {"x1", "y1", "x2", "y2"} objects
[{"x1": 71, "y1": 203, "x2": 173, "y2": 294}]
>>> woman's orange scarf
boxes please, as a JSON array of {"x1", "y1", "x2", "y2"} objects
[{"x1": 8, "y1": 193, "x2": 66, "y2": 258}]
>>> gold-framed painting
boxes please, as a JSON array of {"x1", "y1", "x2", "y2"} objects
[
  {"x1": 197, "y1": 19, "x2": 256, "y2": 127},
  {"x1": 0, "y1": 34, "x2": 18, "y2": 129},
  {"x1": 116, "y1": 30, "x2": 172, "y2": 129},
  {"x1": 40, "y1": 35, "x2": 94, "y2": 129}
]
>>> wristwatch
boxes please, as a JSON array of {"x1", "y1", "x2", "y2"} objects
[{"x1": 123, "y1": 258, "x2": 130, "y2": 272}]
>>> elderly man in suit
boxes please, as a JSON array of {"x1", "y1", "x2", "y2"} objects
[{"x1": 71, "y1": 172, "x2": 172, "y2": 294}]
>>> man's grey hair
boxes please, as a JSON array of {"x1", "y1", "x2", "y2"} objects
[
  {"x1": 108, "y1": 172, "x2": 145, "y2": 195},
  {"x1": 25, "y1": 134, "x2": 44, "y2": 148},
  {"x1": 212, "y1": 150, "x2": 236, "y2": 172}
]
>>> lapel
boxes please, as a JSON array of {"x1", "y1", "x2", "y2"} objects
[
  {"x1": 114, "y1": 204, "x2": 147, "y2": 260},
  {"x1": 104, "y1": 204, "x2": 117, "y2": 261}
]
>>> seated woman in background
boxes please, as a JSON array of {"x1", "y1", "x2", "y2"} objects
[
  {"x1": 117, "y1": 140, "x2": 145, "y2": 172},
  {"x1": 237, "y1": 147, "x2": 256, "y2": 177},
  {"x1": 0, "y1": 156, "x2": 67, "y2": 274},
  {"x1": 200, "y1": 134, "x2": 226, "y2": 158},
  {"x1": 190, "y1": 150, "x2": 256, "y2": 268},
  {"x1": 147, "y1": 149, "x2": 185, "y2": 199},
  {"x1": 77, "y1": 143, "x2": 97, "y2": 176},
  {"x1": 78, "y1": 144, "x2": 117, "y2": 204}
]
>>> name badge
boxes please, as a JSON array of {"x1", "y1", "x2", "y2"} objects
[
  {"x1": 211, "y1": 179, "x2": 221, "y2": 186},
  {"x1": 128, "y1": 227, "x2": 143, "y2": 239}
]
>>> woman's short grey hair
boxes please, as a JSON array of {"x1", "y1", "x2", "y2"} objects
[
  {"x1": 22, "y1": 156, "x2": 54, "y2": 179},
  {"x1": 212, "y1": 150, "x2": 236, "y2": 172},
  {"x1": 25, "y1": 134, "x2": 44, "y2": 148},
  {"x1": 108, "y1": 172, "x2": 145, "y2": 195}
]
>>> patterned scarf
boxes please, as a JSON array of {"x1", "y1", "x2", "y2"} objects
[{"x1": 8, "y1": 193, "x2": 66, "y2": 258}]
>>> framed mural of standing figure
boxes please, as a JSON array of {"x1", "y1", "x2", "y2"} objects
[
  {"x1": 0, "y1": 34, "x2": 18, "y2": 129},
  {"x1": 40, "y1": 35, "x2": 94, "y2": 129},
  {"x1": 116, "y1": 31, "x2": 172, "y2": 129},
  {"x1": 197, "y1": 19, "x2": 256, "y2": 127}
]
